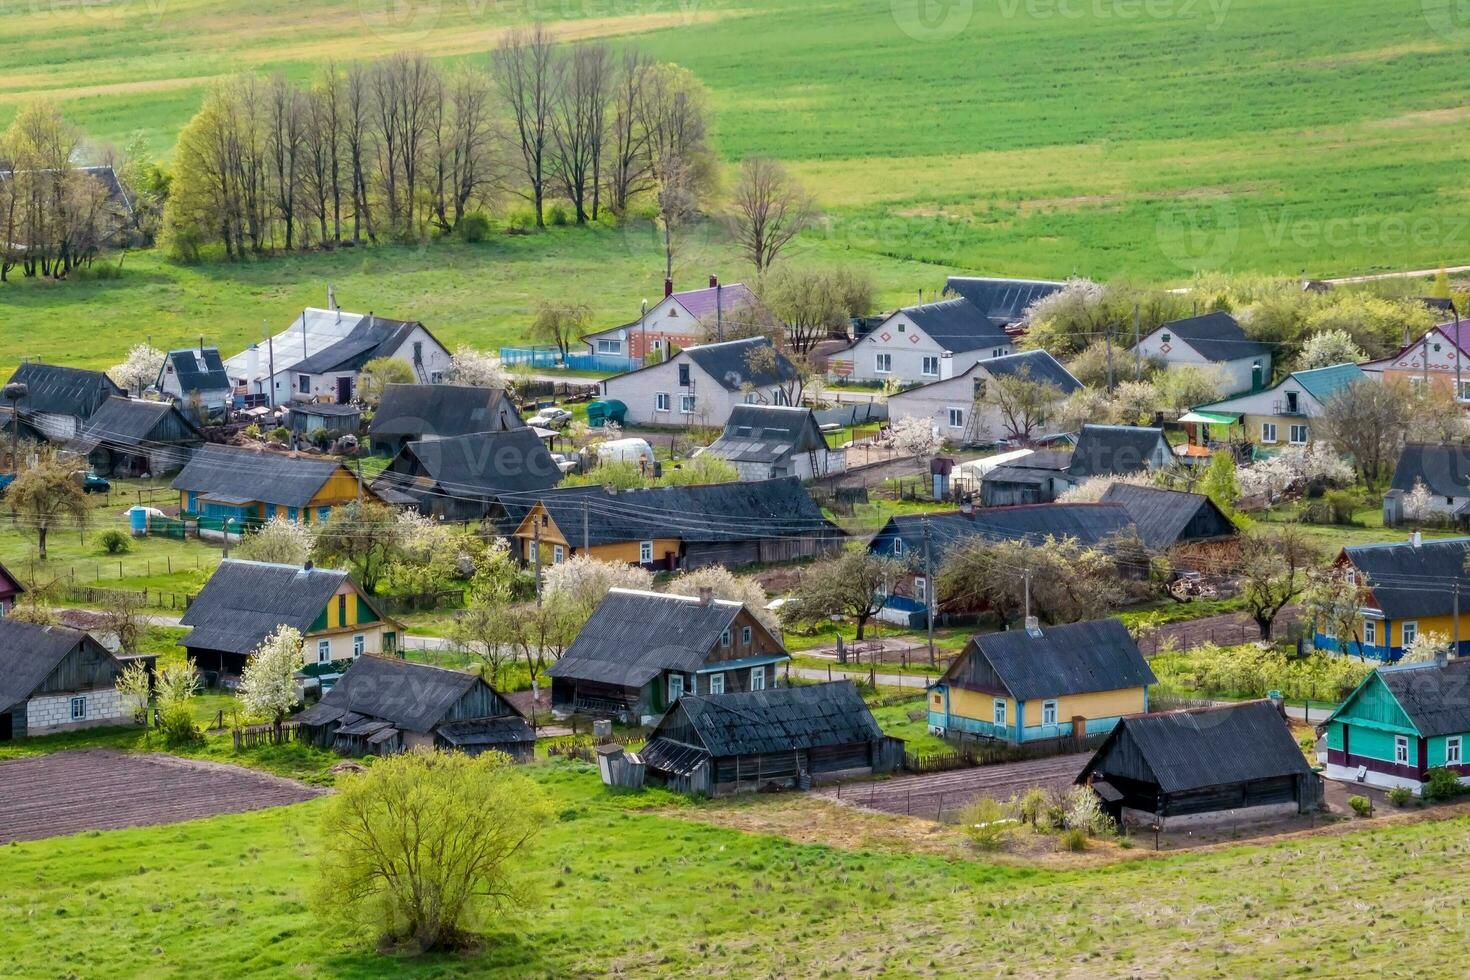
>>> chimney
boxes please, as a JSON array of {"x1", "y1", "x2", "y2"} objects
[
  {"x1": 698, "y1": 586, "x2": 714, "y2": 606},
  {"x1": 1268, "y1": 690, "x2": 1286, "y2": 718},
  {"x1": 709, "y1": 274, "x2": 718, "y2": 289},
  {"x1": 1024, "y1": 615, "x2": 1042, "y2": 637},
  {"x1": 664, "y1": 277, "x2": 674, "y2": 298},
  {"x1": 1412, "y1": 531, "x2": 1423, "y2": 549},
  {"x1": 303, "y1": 560, "x2": 314, "y2": 571},
  {"x1": 198, "y1": 335, "x2": 205, "y2": 354}
]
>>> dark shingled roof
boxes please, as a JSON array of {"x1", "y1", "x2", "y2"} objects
[
  {"x1": 1067, "y1": 425, "x2": 1172, "y2": 479},
  {"x1": 297, "y1": 655, "x2": 524, "y2": 734},
  {"x1": 368, "y1": 384, "x2": 522, "y2": 440},
  {"x1": 5, "y1": 362, "x2": 124, "y2": 419},
  {"x1": 875, "y1": 503, "x2": 1136, "y2": 565},
  {"x1": 1390, "y1": 443, "x2": 1470, "y2": 500},
  {"x1": 657, "y1": 681, "x2": 883, "y2": 757},
  {"x1": 69, "y1": 397, "x2": 203, "y2": 457},
  {"x1": 948, "y1": 619, "x2": 1155, "y2": 701},
  {"x1": 373, "y1": 429, "x2": 563, "y2": 502},
  {"x1": 1152, "y1": 312, "x2": 1272, "y2": 362},
  {"x1": 1343, "y1": 537, "x2": 1470, "y2": 621},
  {"x1": 1373, "y1": 659, "x2": 1470, "y2": 738},
  {"x1": 943, "y1": 277, "x2": 1065, "y2": 327},
  {"x1": 293, "y1": 315, "x2": 424, "y2": 375},
  {"x1": 180, "y1": 559, "x2": 352, "y2": 657},
  {"x1": 0, "y1": 620, "x2": 106, "y2": 715},
  {"x1": 1081, "y1": 700, "x2": 1313, "y2": 794},
  {"x1": 1099, "y1": 483, "x2": 1235, "y2": 550},
  {"x1": 975, "y1": 349, "x2": 1081, "y2": 392},
  {"x1": 898, "y1": 297, "x2": 1012, "y2": 353},
  {"x1": 547, "y1": 589, "x2": 749, "y2": 687},
  {"x1": 704, "y1": 405, "x2": 830, "y2": 466},
  {"x1": 437, "y1": 715, "x2": 536, "y2": 746},
  {"x1": 160, "y1": 348, "x2": 230, "y2": 395},
  {"x1": 172, "y1": 444, "x2": 359, "y2": 508},
  {"x1": 682, "y1": 336, "x2": 798, "y2": 392}
]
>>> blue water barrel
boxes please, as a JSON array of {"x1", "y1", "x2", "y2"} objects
[{"x1": 127, "y1": 507, "x2": 149, "y2": 535}]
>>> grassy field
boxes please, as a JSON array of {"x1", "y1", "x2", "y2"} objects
[
  {"x1": 2, "y1": 0, "x2": 1470, "y2": 379},
  {"x1": 4, "y1": 755, "x2": 1470, "y2": 976}
]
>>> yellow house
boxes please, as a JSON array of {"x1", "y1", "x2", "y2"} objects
[
  {"x1": 513, "y1": 498, "x2": 681, "y2": 569},
  {"x1": 1184, "y1": 363, "x2": 1364, "y2": 452},
  {"x1": 180, "y1": 558, "x2": 403, "y2": 675},
  {"x1": 928, "y1": 618, "x2": 1156, "y2": 743},
  {"x1": 1313, "y1": 536, "x2": 1470, "y2": 662},
  {"x1": 172, "y1": 444, "x2": 371, "y2": 527}
]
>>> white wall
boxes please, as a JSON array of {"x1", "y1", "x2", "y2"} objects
[
  {"x1": 1131, "y1": 329, "x2": 1268, "y2": 397},
  {"x1": 26, "y1": 687, "x2": 126, "y2": 735},
  {"x1": 837, "y1": 311, "x2": 1014, "y2": 383},
  {"x1": 604, "y1": 356, "x2": 785, "y2": 428}
]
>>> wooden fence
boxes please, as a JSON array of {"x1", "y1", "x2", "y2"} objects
[
  {"x1": 232, "y1": 722, "x2": 301, "y2": 750},
  {"x1": 904, "y1": 732, "x2": 1109, "y2": 773},
  {"x1": 59, "y1": 584, "x2": 195, "y2": 612}
]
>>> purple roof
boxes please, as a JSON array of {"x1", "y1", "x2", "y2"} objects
[{"x1": 673, "y1": 283, "x2": 760, "y2": 322}]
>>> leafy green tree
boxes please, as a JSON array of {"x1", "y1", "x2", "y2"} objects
[
  {"x1": 356, "y1": 357, "x2": 414, "y2": 407},
  {"x1": 1237, "y1": 526, "x2": 1318, "y2": 639},
  {"x1": 782, "y1": 547, "x2": 905, "y2": 640},
  {"x1": 1198, "y1": 450, "x2": 1241, "y2": 519},
  {"x1": 7, "y1": 452, "x2": 90, "y2": 559}
]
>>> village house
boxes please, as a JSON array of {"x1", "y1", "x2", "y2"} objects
[
  {"x1": 927, "y1": 618, "x2": 1156, "y2": 744},
  {"x1": 1313, "y1": 536, "x2": 1470, "y2": 662},
  {"x1": 504, "y1": 478, "x2": 841, "y2": 572},
  {"x1": 367, "y1": 383, "x2": 523, "y2": 455},
  {"x1": 0, "y1": 560, "x2": 24, "y2": 615},
  {"x1": 2, "y1": 362, "x2": 125, "y2": 441},
  {"x1": 1067, "y1": 424, "x2": 1175, "y2": 483},
  {"x1": 827, "y1": 297, "x2": 1015, "y2": 384},
  {"x1": 1188, "y1": 362, "x2": 1364, "y2": 451},
  {"x1": 68, "y1": 397, "x2": 203, "y2": 477},
  {"x1": 1077, "y1": 700, "x2": 1320, "y2": 828},
  {"x1": 172, "y1": 444, "x2": 371, "y2": 526},
  {"x1": 600, "y1": 336, "x2": 799, "y2": 429},
  {"x1": 155, "y1": 345, "x2": 233, "y2": 415},
  {"x1": 581, "y1": 277, "x2": 767, "y2": 363},
  {"x1": 886, "y1": 349, "x2": 1081, "y2": 446},
  {"x1": 179, "y1": 559, "x2": 402, "y2": 677},
  {"x1": 974, "y1": 449, "x2": 1075, "y2": 507},
  {"x1": 942, "y1": 276, "x2": 1065, "y2": 330},
  {"x1": 372, "y1": 428, "x2": 563, "y2": 521},
  {"x1": 548, "y1": 588, "x2": 791, "y2": 723},
  {"x1": 1128, "y1": 311, "x2": 1273, "y2": 397},
  {"x1": 700, "y1": 404, "x2": 845, "y2": 481},
  {"x1": 640, "y1": 681, "x2": 902, "y2": 796},
  {"x1": 297, "y1": 656, "x2": 533, "y2": 760},
  {"x1": 1323, "y1": 657, "x2": 1470, "y2": 794},
  {"x1": 1360, "y1": 320, "x2": 1470, "y2": 400},
  {"x1": 224, "y1": 306, "x2": 452, "y2": 406},
  {"x1": 0, "y1": 619, "x2": 128, "y2": 739},
  {"x1": 1097, "y1": 483, "x2": 1237, "y2": 552},
  {"x1": 1386, "y1": 443, "x2": 1470, "y2": 523}
]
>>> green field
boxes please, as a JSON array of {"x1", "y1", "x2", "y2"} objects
[{"x1": 4, "y1": 0, "x2": 1470, "y2": 376}]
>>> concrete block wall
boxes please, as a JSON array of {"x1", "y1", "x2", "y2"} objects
[{"x1": 26, "y1": 687, "x2": 126, "y2": 735}]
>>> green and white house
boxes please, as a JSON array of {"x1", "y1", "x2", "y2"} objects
[{"x1": 1323, "y1": 657, "x2": 1470, "y2": 794}]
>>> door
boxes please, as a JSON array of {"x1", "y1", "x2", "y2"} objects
[
  {"x1": 1071, "y1": 716, "x2": 1086, "y2": 740},
  {"x1": 336, "y1": 377, "x2": 353, "y2": 404},
  {"x1": 0, "y1": 712, "x2": 12, "y2": 741}
]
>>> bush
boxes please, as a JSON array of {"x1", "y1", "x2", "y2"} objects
[
  {"x1": 548, "y1": 203, "x2": 570, "y2": 226},
  {"x1": 1059, "y1": 827, "x2": 1088, "y2": 852},
  {"x1": 1299, "y1": 490, "x2": 1358, "y2": 526},
  {"x1": 456, "y1": 212, "x2": 490, "y2": 243},
  {"x1": 1387, "y1": 786, "x2": 1414, "y2": 808},
  {"x1": 1423, "y1": 767, "x2": 1465, "y2": 802},
  {"x1": 243, "y1": 423, "x2": 262, "y2": 440},
  {"x1": 97, "y1": 528, "x2": 131, "y2": 555},
  {"x1": 308, "y1": 427, "x2": 332, "y2": 449},
  {"x1": 1063, "y1": 785, "x2": 1114, "y2": 837},
  {"x1": 1016, "y1": 787, "x2": 1050, "y2": 826},
  {"x1": 959, "y1": 797, "x2": 1019, "y2": 851},
  {"x1": 269, "y1": 426, "x2": 290, "y2": 445},
  {"x1": 1348, "y1": 794, "x2": 1372, "y2": 817}
]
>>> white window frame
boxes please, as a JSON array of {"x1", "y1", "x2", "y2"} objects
[
  {"x1": 874, "y1": 353, "x2": 892, "y2": 375},
  {"x1": 1289, "y1": 424, "x2": 1309, "y2": 445},
  {"x1": 1395, "y1": 735, "x2": 1410, "y2": 764},
  {"x1": 679, "y1": 394, "x2": 695, "y2": 413},
  {"x1": 741, "y1": 625, "x2": 752, "y2": 645},
  {"x1": 1448, "y1": 736, "x2": 1462, "y2": 766},
  {"x1": 892, "y1": 537, "x2": 904, "y2": 557},
  {"x1": 992, "y1": 699, "x2": 1007, "y2": 726},
  {"x1": 639, "y1": 540, "x2": 653, "y2": 564},
  {"x1": 1402, "y1": 621, "x2": 1419, "y2": 649},
  {"x1": 709, "y1": 672, "x2": 725, "y2": 695},
  {"x1": 1458, "y1": 379, "x2": 1470, "y2": 403},
  {"x1": 1345, "y1": 568, "x2": 1356, "y2": 586},
  {"x1": 317, "y1": 638, "x2": 331, "y2": 663},
  {"x1": 921, "y1": 355, "x2": 939, "y2": 377},
  {"x1": 914, "y1": 576, "x2": 927, "y2": 602},
  {"x1": 1364, "y1": 619, "x2": 1377, "y2": 647},
  {"x1": 668, "y1": 674, "x2": 683, "y2": 702},
  {"x1": 1043, "y1": 700, "x2": 1058, "y2": 726},
  {"x1": 1260, "y1": 422, "x2": 1277, "y2": 444},
  {"x1": 553, "y1": 544, "x2": 565, "y2": 564},
  {"x1": 749, "y1": 666, "x2": 766, "y2": 691},
  {"x1": 352, "y1": 634, "x2": 365, "y2": 658},
  {"x1": 655, "y1": 392, "x2": 670, "y2": 412},
  {"x1": 720, "y1": 628, "x2": 731, "y2": 648},
  {"x1": 70, "y1": 696, "x2": 86, "y2": 721},
  {"x1": 947, "y1": 407, "x2": 964, "y2": 429},
  {"x1": 596, "y1": 339, "x2": 622, "y2": 354}
]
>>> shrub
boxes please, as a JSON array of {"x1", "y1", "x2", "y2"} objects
[
  {"x1": 1423, "y1": 767, "x2": 1465, "y2": 802},
  {"x1": 1348, "y1": 794, "x2": 1372, "y2": 817},
  {"x1": 548, "y1": 203, "x2": 570, "y2": 226},
  {"x1": 97, "y1": 528, "x2": 131, "y2": 555},
  {"x1": 243, "y1": 423, "x2": 261, "y2": 440},
  {"x1": 1387, "y1": 786, "x2": 1414, "y2": 808},
  {"x1": 1059, "y1": 827, "x2": 1088, "y2": 852},
  {"x1": 959, "y1": 797, "x2": 1019, "y2": 851},
  {"x1": 308, "y1": 427, "x2": 332, "y2": 449},
  {"x1": 1063, "y1": 786, "x2": 1114, "y2": 836},
  {"x1": 456, "y1": 212, "x2": 490, "y2": 243},
  {"x1": 269, "y1": 426, "x2": 290, "y2": 445},
  {"x1": 1299, "y1": 490, "x2": 1358, "y2": 526},
  {"x1": 1016, "y1": 787, "x2": 1050, "y2": 826}
]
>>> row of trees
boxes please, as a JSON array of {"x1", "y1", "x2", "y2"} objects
[{"x1": 163, "y1": 34, "x2": 715, "y2": 260}]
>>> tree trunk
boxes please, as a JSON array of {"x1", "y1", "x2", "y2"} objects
[
  {"x1": 1254, "y1": 612, "x2": 1273, "y2": 639},
  {"x1": 37, "y1": 525, "x2": 47, "y2": 560}
]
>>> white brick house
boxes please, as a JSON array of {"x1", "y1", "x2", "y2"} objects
[
  {"x1": 886, "y1": 350, "x2": 1082, "y2": 446},
  {"x1": 0, "y1": 620, "x2": 130, "y2": 738},
  {"x1": 828, "y1": 297, "x2": 1015, "y2": 385},
  {"x1": 601, "y1": 336, "x2": 799, "y2": 428}
]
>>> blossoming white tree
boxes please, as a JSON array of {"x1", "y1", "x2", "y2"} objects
[
  {"x1": 108, "y1": 343, "x2": 165, "y2": 396},
  {"x1": 542, "y1": 554, "x2": 655, "y2": 620},
  {"x1": 1402, "y1": 478, "x2": 1435, "y2": 524},
  {"x1": 667, "y1": 564, "x2": 776, "y2": 629},
  {"x1": 238, "y1": 626, "x2": 303, "y2": 737},
  {"x1": 446, "y1": 345, "x2": 511, "y2": 389}
]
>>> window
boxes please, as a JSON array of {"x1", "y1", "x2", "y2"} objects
[
  {"x1": 655, "y1": 392, "x2": 670, "y2": 412},
  {"x1": 1289, "y1": 424, "x2": 1309, "y2": 445},
  {"x1": 1260, "y1": 422, "x2": 1277, "y2": 444},
  {"x1": 892, "y1": 537, "x2": 903, "y2": 557},
  {"x1": 921, "y1": 355, "x2": 940, "y2": 377},
  {"x1": 1402, "y1": 621, "x2": 1419, "y2": 649},
  {"x1": 1043, "y1": 700, "x2": 1058, "y2": 726},
  {"x1": 875, "y1": 353, "x2": 892, "y2": 374},
  {"x1": 1395, "y1": 735, "x2": 1410, "y2": 764},
  {"x1": 352, "y1": 634, "x2": 365, "y2": 658},
  {"x1": 741, "y1": 625, "x2": 752, "y2": 645},
  {"x1": 1458, "y1": 380, "x2": 1470, "y2": 402},
  {"x1": 70, "y1": 696, "x2": 86, "y2": 721},
  {"x1": 639, "y1": 540, "x2": 653, "y2": 564},
  {"x1": 678, "y1": 363, "x2": 691, "y2": 386},
  {"x1": 679, "y1": 394, "x2": 695, "y2": 413},
  {"x1": 553, "y1": 544, "x2": 565, "y2": 564},
  {"x1": 914, "y1": 577, "x2": 927, "y2": 602},
  {"x1": 298, "y1": 374, "x2": 311, "y2": 394},
  {"x1": 1345, "y1": 568, "x2": 1355, "y2": 586},
  {"x1": 338, "y1": 594, "x2": 347, "y2": 625},
  {"x1": 597, "y1": 339, "x2": 622, "y2": 354},
  {"x1": 1364, "y1": 619, "x2": 1377, "y2": 647},
  {"x1": 744, "y1": 393, "x2": 758, "y2": 404},
  {"x1": 709, "y1": 672, "x2": 725, "y2": 695},
  {"x1": 1285, "y1": 391, "x2": 1300, "y2": 414},
  {"x1": 318, "y1": 506, "x2": 331, "y2": 521},
  {"x1": 1161, "y1": 333, "x2": 1172, "y2": 344},
  {"x1": 384, "y1": 631, "x2": 397, "y2": 654},
  {"x1": 992, "y1": 348, "x2": 1006, "y2": 359},
  {"x1": 668, "y1": 674, "x2": 684, "y2": 702},
  {"x1": 688, "y1": 674, "x2": 697, "y2": 695},
  {"x1": 317, "y1": 639, "x2": 331, "y2": 663},
  {"x1": 773, "y1": 388, "x2": 789, "y2": 406},
  {"x1": 992, "y1": 699, "x2": 1007, "y2": 726},
  {"x1": 1449, "y1": 737, "x2": 1463, "y2": 765},
  {"x1": 720, "y1": 629, "x2": 731, "y2": 648},
  {"x1": 287, "y1": 506, "x2": 298, "y2": 522},
  {"x1": 429, "y1": 371, "x2": 444, "y2": 384},
  {"x1": 947, "y1": 407, "x2": 964, "y2": 429},
  {"x1": 749, "y1": 666, "x2": 766, "y2": 691}
]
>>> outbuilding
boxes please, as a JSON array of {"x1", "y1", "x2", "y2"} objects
[{"x1": 0, "y1": 619, "x2": 128, "y2": 739}]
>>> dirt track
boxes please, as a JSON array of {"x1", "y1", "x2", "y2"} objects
[
  {"x1": 0, "y1": 749, "x2": 325, "y2": 843},
  {"x1": 821, "y1": 753, "x2": 1092, "y2": 823}
]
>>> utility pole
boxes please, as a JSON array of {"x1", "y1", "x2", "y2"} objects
[
  {"x1": 923, "y1": 517, "x2": 935, "y2": 666},
  {"x1": 1456, "y1": 311, "x2": 1463, "y2": 405},
  {"x1": 532, "y1": 520, "x2": 542, "y2": 606},
  {"x1": 1423, "y1": 329, "x2": 1430, "y2": 389},
  {"x1": 582, "y1": 499, "x2": 590, "y2": 553},
  {"x1": 1133, "y1": 303, "x2": 1141, "y2": 380},
  {"x1": 223, "y1": 518, "x2": 233, "y2": 559},
  {"x1": 639, "y1": 299, "x2": 649, "y2": 366},
  {"x1": 355, "y1": 456, "x2": 363, "y2": 502},
  {"x1": 1455, "y1": 582, "x2": 1461, "y2": 657}
]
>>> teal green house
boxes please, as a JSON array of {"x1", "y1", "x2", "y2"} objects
[{"x1": 1323, "y1": 658, "x2": 1470, "y2": 794}]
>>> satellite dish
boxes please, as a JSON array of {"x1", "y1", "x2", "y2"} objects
[{"x1": 618, "y1": 329, "x2": 628, "y2": 342}]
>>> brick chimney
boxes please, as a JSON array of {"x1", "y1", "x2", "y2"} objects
[
  {"x1": 709, "y1": 274, "x2": 718, "y2": 288},
  {"x1": 664, "y1": 277, "x2": 674, "y2": 298},
  {"x1": 698, "y1": 586, "x2": 714, "y2": 606}
]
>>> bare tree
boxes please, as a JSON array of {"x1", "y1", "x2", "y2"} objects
[
  {"x1": 758, "y1": 266, "x2": 874, "y2": 356},
  {"x1": 494, "y1": 24, "x2": 560, "y2": 228},
  {"x1": 1237, "y1": 526, "x2": 1318, "y2": 639},
  {"x1": 429, "y1": 67, "x2": 496, "y2": 234},
  {"x1": 655, "y1": 154, "x2": 697, "y2": 282},
  {"x1": 977, "y1": 367, "x2": 1065, "y2": 442},
  {"x1": 343, "y1": 63, "x2": 376, "y2": 241},
  {"x1": 1317, "y1": 378, "x2": 1416, "y2": 488},
  {"x1": 531, "y1": 301, "x2": 591, "y2": 358},
  {"x1": 266, "y1": 75, "x2": 307, "y2": 249},
  {"x1": 729, "y1": 156, "x2": 814, "y2": 273},
  {"x1": 551, "y1": 42, "x2": 611, "y2": 224},
  {"x1": 603, "y1": 48, "x2": 656, "y2": 216}
]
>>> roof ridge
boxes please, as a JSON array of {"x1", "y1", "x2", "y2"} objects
[{"x1": 607, "y1": 587, "x2": 742, "y2": 607}]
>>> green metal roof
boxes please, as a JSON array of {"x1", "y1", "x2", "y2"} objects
[{"x1": 1290, "y1": 362, "x2": 1364, "y2": 403}]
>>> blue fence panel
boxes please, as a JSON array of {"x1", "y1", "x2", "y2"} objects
[{"x1": 500, "y1": 347, "x2": 638, "y2": 375}]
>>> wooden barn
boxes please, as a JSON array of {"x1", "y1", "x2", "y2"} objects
[
  {"x1": 68, "y1": 397, "x2": 204, "y2": 476},
  {"x1": 640, "y1": 681, "x2": 903, "y2": 796},
  {"x1": 296, "y1": 656, "x2": 533, "y2": 760},
  {"x1": 1076, "y1": 700, "x2": 1321, "y2": 829},
  {"x1": 0, "y1": 619, "x2": 128, "y2": 739}
]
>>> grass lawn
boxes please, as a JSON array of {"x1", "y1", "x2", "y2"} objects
[
  {"x1": 5, "y1": 754, "x2": 1470, "y2": 975},
  {"x1": 868, "y1": 695, "x2": 949, "y2": 754}
]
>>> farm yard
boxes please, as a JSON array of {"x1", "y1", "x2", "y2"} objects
[{"x1": 821, "y1": 752, "x2": 1094, "y2": 822}]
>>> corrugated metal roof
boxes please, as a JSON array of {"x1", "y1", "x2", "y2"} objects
[
  {"x1": 1067, "y1": 425, "x2": 1171, "y2": 479},
  {"x1": 5, "y1": 362, "x2": 124, "y2": 419},
  {"x1": 943, "y1": 277, "x2": 1065, "y2": 326},
  {"x1": 666, "y1": 681, "x2": 883, "y2": 757},
  {"x1": 1390, "y1": 443, "x2": 1470, "y2": 499},
  {"x1": 1099, "y1": 484, "x2": 1235, "y2": 550},
  {"x1": 161, "y1": 348, "x2": 231, "y2": 395},
  {"x1": 705, "y1": 405, "x2": 829, "y2": 466},
  {"x1": 951, "y1": 619, "x2": 1155, "y2": 702},
  {"x1": 877, "y1": 503, "x2": 1136, "y2": 565},
  {"x1": 1149, "y1": 312, "x2": 1272, "y2": 362},
  {"x1": 368, "y1": 384, "x2": 521, "y2": 440},
  {"x1": 1344, "y1": 537, "x2": 1470, "y2": 621},
  {"x1": 172, "y1": 444, "x2": 358, "y2": 508},
  {"x1": 69, "y1": 397, "x2": 202, "y2": 456},
  {"x1": 1373, "y1": 659, "x2": 1470, "y2": 737},
  {"x1": 179, "y1": 559, "x2": 350, "y2": 656},
  {"x1": 1291, "y1": 363, "x2": 1364, "y2": 403},
  {"x1": 898, "y1": 297, "x2": 1012, "y2": 353},
  {"x1": 548, "y1": 589, "x2": 748, "y2": 687}
]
